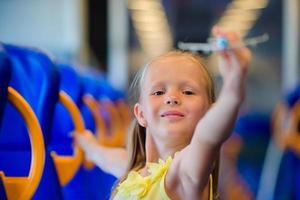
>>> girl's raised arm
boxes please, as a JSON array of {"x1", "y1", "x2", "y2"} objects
[{"x1": 168, "y1": 27, "x2": 251, "y2": 198}]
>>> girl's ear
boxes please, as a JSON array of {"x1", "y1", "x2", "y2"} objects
[{"x1": 134, "y1": 103, "x2": 147, "y2": 127}]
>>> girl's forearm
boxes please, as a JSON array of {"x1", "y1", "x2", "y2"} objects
[
  {"x1": 197, "y1": 62, "x2": 247, "y2": 145},
  {"x1": 89, "y1": 145, "x2": 128, "y2": 178},
  {"x1": 75, "y1": 131, "x2": 128, "y2": 178},
  {"x1": 195, "y1": 90, "x2": 242, "y2": 147}
]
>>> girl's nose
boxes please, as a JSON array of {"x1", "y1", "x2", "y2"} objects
[{"x1": 165, "y1": 96, "x2": 180, "y2": 105}]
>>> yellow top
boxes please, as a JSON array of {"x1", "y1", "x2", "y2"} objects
[{"x1": 113, "y1": 157, "x2": 172, "y2": 200}]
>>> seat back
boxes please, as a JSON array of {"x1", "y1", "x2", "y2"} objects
[
  {"x1": 50, "y1": 63, "x2": 83, "y2": 155},
  {"x1": 81, "y1": 72, "x2": 117, "y2": 200},
  {"x1": 0, "y1": 44, "x2": 63, "y2": 199}
]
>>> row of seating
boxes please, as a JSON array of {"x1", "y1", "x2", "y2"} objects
[{"x1": 0, "y1": 43, "x2": 130, "y2": 200}]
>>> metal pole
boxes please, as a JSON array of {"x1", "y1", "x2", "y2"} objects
[{"x1": 107, "y1": 0, "x2": 129, "y2": 91}]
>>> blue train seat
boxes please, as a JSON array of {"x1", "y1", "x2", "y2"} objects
[
  {"x1": 80, "y1": 72, "x2": 117, "y2": 200},
  {"x1": 54, "y1": 65, "x2": 117, "y2": 199},
  {"x1": 2, "y1": 46, "x2": 88, "y2": 199},
  {"x1": 87, "y1": 75, "x2": 130, "y2": 199},
  {"x1": 49, "y1": 63, "x2": 87, "y2": 199},
  {"x1": 79, "y1": 68, "x2": 129, "y2": 148},
  {"x1": 0, "y1": 44, "x2": 61, "y2": 199},
  {"x1": 95, "y1": 77, "x2": 130, "y2": 147},
  {"x1": 50, "y1": 64, "x2": 84, "y2": 156},
  {"x1": 234, "y1": 112, "x2": 271, "y2": 197}
]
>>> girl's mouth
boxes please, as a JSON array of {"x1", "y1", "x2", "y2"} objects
[{"x1": 161, "y1": 111, "x2": 184, "y2": 118}]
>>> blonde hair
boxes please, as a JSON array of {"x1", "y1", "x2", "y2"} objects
[{"x1": 111, "y1": 50, "x2": 218, "y2": 199}]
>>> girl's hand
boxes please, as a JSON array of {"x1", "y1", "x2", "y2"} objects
[
  {"x1": 212, "y1": 26, "x2": 252, "y2": 103},
  {"x1": 74, "y1": 130, "x2": 98, "y2": 161}
]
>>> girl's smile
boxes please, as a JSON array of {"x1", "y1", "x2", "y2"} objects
[{"x1": 160, "y1": 110, "x2": 185, "y2": 121}]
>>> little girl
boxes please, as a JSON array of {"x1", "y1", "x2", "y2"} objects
[{"x1": 76, "y1": 27, "x2": 251, "y2": 200}]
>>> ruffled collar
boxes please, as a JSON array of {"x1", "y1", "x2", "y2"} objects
[{"x1": 116, "y1": 156, "x2": 172, "y2": 199}]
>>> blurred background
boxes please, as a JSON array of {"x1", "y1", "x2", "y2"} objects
[{"x1": 0, "y1": 0, "x2": 299, "y2": 199}]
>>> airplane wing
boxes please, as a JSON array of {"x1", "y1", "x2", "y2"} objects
[
  {"x1": 178, "y1": 33, "x2": 269, "y2": 53},
  {"x1": 177, "y1": 41, "x2": 213, "y2": 53}
]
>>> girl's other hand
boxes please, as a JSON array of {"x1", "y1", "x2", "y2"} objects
[{"x1": 74, "y1": 130, "x2": 98, "y2": 161}]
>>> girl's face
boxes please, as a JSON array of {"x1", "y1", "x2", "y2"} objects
[{"x1": 134, "y1": 55, "x2": 210, "y2": 143}]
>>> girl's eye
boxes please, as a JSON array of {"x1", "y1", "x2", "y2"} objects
[
  {"x1": 153, "y1": 91, "x2": 164, "y2": 96},
  {"x1": 183, "y1": 91, "x2": 194, "y2": 95}
]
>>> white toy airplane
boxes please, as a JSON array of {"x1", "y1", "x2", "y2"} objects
[{"x1": 178, "y1": 33, "x2": 269, "y2": 54}]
